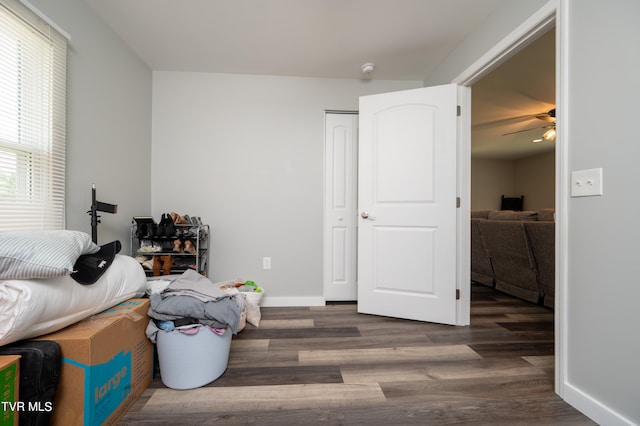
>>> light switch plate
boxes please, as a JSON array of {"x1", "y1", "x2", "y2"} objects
[{"x1": 571, "y1": 168, "x2": 603, "y2": 197}]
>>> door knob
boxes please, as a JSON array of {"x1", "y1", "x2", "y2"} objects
[{"x1": 361, "y1": 211, "x2": 369, "y2": 219}]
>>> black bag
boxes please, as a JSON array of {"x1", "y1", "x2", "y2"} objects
[{"x1": 0, "y1": 340, "x2": 61, "y2": 426}]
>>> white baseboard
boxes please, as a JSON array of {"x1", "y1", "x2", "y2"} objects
[
  {"x1": 562, "y1": 382, "x2": 637, "y2": 426},
  {"x1": 260, "y1": 296, "x2": 325, "y2": 307}
]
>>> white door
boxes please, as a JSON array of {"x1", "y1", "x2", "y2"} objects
[
  {"x1": 358, "y1": 84, "x2": 459, "y2": 325},
  {"x1": 324, "y1": 113, "x2": 358, "y2": 301}
]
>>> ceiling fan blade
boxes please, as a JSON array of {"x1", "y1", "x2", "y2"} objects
[
  {"x1": 535, "y1": 114, "x2": 556, "y2": 122},
  {"x1": 535, "y1": 108, "x2": 556, "y2": 122},
  {"x1": 474, "y1": 108, "x2": 556, "y2": 129},
  {"x1": 503, "y1": 124, "x2": 555, "y2": 136},
  {"x1": 472, "y1": 114, "x2": 540, "y2": 129}
]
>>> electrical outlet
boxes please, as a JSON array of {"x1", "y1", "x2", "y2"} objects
[{"x1": 263, "y1": 257, "x2": 271, "y2": 270}]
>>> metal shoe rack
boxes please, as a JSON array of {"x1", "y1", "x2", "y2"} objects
[{"x1": 130, "y1": 220, "x2": 209, "y2": 276}]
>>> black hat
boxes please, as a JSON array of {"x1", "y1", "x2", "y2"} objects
[{"x1": 71, "y1": 240, "x2": 121, "y2": 285}]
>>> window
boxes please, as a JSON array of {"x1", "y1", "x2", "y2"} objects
[{"x1": 0, "y1": 0, "x2": 67, "y2": 231}]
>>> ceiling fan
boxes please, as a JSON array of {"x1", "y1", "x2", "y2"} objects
[{"x1": 503, "y1": 108, "x2": 556, "y2": 141}]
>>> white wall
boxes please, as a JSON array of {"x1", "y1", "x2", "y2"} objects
[
  {"x1": 427, "y1": 0, "x2": 640, "y2": 424},
  {"x1": 564, "y1": 1, "x2": 640, "y2": 424},
  {"x1": 29, "y1": 0, "x2": 152, "y2": 250},
  {"x1": 152, "y1": 72, "x2": 421, "y2": 300}
]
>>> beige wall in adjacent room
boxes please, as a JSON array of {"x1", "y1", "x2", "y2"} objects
[
  {"x1": 470, "y1": 158, "x2": 514, "y2": 210},
  {"x1": 514, "y1": 150, "x2": 555, "y2": 211},
  {"x1": 471, "y1": 150, "x2": 554, "y2": 212}
]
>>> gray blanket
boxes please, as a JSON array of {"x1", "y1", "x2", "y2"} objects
[
  {"x1": 148, "y1": 293, "x2": 242, "y2": 333},
  {"x1": 161, "y1": 269, "x2": 232, "y2": 302}
]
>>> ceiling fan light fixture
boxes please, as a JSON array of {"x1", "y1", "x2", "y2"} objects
[
  {"x1": 532, "y1": 138, "x2": 543, "y2": 143},
  {"x1": 543, "y1": 128, "x2": 556, "y2": 140}
]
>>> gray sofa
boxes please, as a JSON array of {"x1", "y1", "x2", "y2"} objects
[{"x1": 471, "y1": 209, "x2": 555, "y2": 308}]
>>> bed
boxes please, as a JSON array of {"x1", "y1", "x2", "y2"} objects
[{"x1": 0, "y1": 230, "x2": 147, "y2": 346}]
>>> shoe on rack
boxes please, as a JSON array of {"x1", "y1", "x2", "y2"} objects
[
  {"x1": 147, "y1": 221, "x2": 157, "y2": 237},
  {"x1": 164, "y1": 213, "x2": 176, "y2": 237},
  {"x1": 156, "y1": 214, "x2": 167, "y2": 237},
  {"x1": 161, "y1": 255, "x2": 173, "y2": 275},
  {"x1": 135, "y1": 223, "x2": 147, "y2": 238},
  {"x1": 173, "y1": 239, "x2": 183, "y2": 253},
  {"x1": 170, "y1": 212, "x2": 187, "y2": 225},
  {"x1": 183, "y1": 239, "x2": 197, "y2": 254},
  {"x1": 152, "y1": 255, "x2": 162, "y2": 276}
]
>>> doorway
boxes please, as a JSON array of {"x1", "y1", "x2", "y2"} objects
[
  {"x1": 452, "y1": 0, "x2": 562, "y2": 395},
  {"x1": 469, "y1": 27, "x2": 556, "y2": 308}
]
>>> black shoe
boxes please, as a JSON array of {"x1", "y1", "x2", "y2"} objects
[
  {"x1": 164, "y1": 213, "x2": 176, "y2": 237},
  {"x1": 156, "y1": 214, "x2": 166, "y2": 237},
  {"x1": 147, "y1": 221, "x2": 157, "y2": 237},
  {"x1": 135, "y1": 223, "x2": 147, "y2": 238}
]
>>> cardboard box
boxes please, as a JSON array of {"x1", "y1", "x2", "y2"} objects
[
  {"x1": 37, "y1": 299, "x2": 152, "y2": 426},
  {"x1": 0, "y1": 355, "x2": 20, "y2": 426}
]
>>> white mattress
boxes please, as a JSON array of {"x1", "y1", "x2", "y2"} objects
[{"x1": 0, "y1": 254, "x2": 147, "y2": 346}]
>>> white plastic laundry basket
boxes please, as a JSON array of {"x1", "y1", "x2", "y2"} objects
[
  {"x1": 156, "y1": 325, "x2": 232, "y2": 390},
  {"x1": 242, "y1": 289, "x2": 264, "y2": 305}
]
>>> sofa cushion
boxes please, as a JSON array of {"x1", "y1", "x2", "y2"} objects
[
  {"x1": 470, "y1": 219, "x2": 494, "y2": 287},
  {"x1": 488, "y1": 210, "x2": 538, "y2": 221},
  {"x1": 477, "y1": 220, "x2": 541, "y2": 304},
  {"x1": 471, "y1": 210, "x2": 493, "y2": 219},
  {"x1": 537, "y1": 209, "x2": 555, "y2": 221},
  {"x1": 524, "y1": 221, "x2": 555, "y2": 308}
]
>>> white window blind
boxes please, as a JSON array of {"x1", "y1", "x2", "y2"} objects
[{"x1": 0, "y1": 0, "x2": 67, "y2": 231}]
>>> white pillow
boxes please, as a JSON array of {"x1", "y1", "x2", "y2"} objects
[{"x1": 0, "y1": 230, "x2": 100, "y2": 280}]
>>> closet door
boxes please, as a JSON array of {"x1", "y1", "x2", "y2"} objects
[{"x1": 323, "y1": 113, "x2": 358, "y2": 301}]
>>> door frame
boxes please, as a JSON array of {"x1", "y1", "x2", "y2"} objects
[{"x1": 451, "y1": 0, "x2": 565, "y2": 397}]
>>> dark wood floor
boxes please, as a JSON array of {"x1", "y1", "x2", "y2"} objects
[{"x1": 120, "y1": 284, "x2": 595, "y2": 425}]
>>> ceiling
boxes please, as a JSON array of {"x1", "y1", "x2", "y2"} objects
[
  {"x1": 82, "y1": 0, "x2": 555, "y2": 160},
  {"x1": 472, "y1": 29, "x2": 555, "y2": 160}
]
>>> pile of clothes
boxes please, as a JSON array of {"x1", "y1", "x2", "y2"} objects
[{"x1": 145, "y1": 269, "x2": 246, "y2": 343}]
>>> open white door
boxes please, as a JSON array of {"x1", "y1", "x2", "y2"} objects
[{"x1": 357, "y1": 84, "x2": 459, "y2": 325}]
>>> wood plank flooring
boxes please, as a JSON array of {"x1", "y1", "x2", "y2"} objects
[{"x1": 120, "y1": 284, "x2": 595, "y2": 425}]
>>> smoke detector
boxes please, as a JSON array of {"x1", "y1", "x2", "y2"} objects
[{"x1": 361, "y1": 62, "x2": 375, "y2": 75}]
